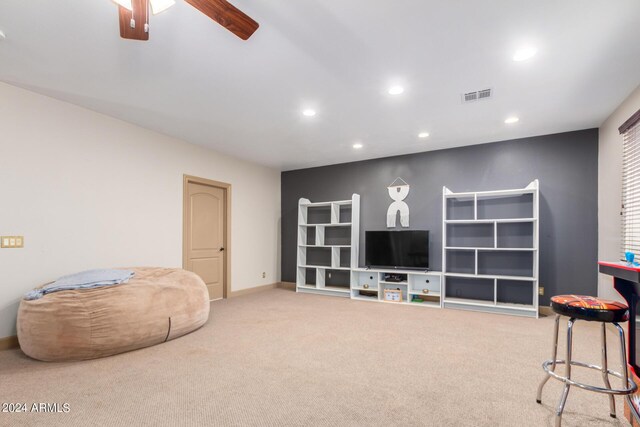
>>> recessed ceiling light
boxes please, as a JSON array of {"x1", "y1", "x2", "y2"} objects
[
  {"x1": 302, "y1": 109, "x2": 316, "y2": 117},
  {"x1": 513, "y1": 46, "x2": 537, "y2": 62},
  {"x1": 418, "y1": 132, "x2": 430, "y2": 138},
  {"x1": 388, "y1": 85, "x2": 404, "y2": 95},
  {"x1": 353, "y1": 143, "x2": 363, "y2": 149},
  {"x1": 504, "y1": 116, "x2": 520, "y2": 124}
]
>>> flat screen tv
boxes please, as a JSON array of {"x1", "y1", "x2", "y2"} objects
[{"x1": 365, "y1": 230, "x2": 429, "y2": 270}]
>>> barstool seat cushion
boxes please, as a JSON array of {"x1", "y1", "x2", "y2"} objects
[{"x1": 550, "y1": 295, "x2": 629, "y2": 322}]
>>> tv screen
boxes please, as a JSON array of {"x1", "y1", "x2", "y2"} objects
[{"x1": 365, "y1": 230, "x2": 429, "y2": 270}]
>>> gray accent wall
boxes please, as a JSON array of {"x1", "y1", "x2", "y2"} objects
[{"x1": 281, "y1": 129, "x2": 599, "y2": 305}]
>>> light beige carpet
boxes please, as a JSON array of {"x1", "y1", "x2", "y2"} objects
[{"x1": 0, "y1": 288, "x2": 633, "y2": 426}]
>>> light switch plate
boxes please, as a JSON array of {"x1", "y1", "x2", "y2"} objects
[{"x1": 1, "y1": 236, "x2": 24, "y2": 248}]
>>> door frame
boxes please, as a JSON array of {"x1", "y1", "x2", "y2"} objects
[{"x1": 182, "y1": 174, "x2": 232, "y2": 299}]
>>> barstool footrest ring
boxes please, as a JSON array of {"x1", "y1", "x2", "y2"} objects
[{"x1": 542, "y1": 359, "x2": 638, "y2": 395}]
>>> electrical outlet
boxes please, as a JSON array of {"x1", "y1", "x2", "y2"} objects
[
  {"x1": 1, "y1": 236, "x2": 24, "y2": 248},
  {"x1": 539, "y1": 287, "x2": 544, "y2": 296},
  {"x1": 262, "y1": 272, "x2": 266, "y2": 279}
]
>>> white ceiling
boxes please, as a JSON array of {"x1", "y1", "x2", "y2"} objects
[{"x1": 1, "y1": 1, "x2": 640, "y2": 171}]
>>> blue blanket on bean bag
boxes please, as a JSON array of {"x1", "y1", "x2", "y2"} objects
[{"x1": 24, "y1": 269, "x2": 135, "y2": 300}]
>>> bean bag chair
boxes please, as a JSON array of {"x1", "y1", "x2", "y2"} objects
[{"x1": 17, "y1": 267, "x2": 210, "y2": 362}]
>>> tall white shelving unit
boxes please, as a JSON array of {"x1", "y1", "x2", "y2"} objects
[
  {"x1": 296, "y1": 194, "x2": 360, "y2": 297},
  {"x1": 442, "y1": 180, "x2": 539, "y2": 318}
]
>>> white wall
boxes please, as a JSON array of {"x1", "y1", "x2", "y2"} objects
[
  {"x1": 0, "y1": 82, "x2": 281, "y2": 338},
  {"x1": 598, "y1": 84, "x2": 640, "y2": 300}
]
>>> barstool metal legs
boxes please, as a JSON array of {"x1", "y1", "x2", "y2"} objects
[
  {"x1": 537, "y1": 317, "x2": 637, "y2": 426},
  {"x1": 537, "y1": 314, "x2": 560, "y2": 404},
  {"x1": 614, "y1": 322, "x2": 630, "y2": 397},
  {"x1": 601, "y1": 322, "x2": 616, "y2": 418},
  {"x1": 555, "y1": 318, "x2": 575, "y2": 427}
]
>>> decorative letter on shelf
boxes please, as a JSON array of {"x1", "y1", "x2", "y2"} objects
[{"x1": 387, "y1": 177, "x2": 410, "y2": 228}]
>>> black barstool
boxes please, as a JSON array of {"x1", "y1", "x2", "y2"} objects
[{"x1": 537, "y1": 294, "x2": 638, "y2": 426}]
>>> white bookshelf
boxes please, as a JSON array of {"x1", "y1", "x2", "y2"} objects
[
  {"x1": 296, "y1": 194, "x2": 360, "y2": 297},
  {"x1": 442, "y1": 180, "x2": 539, "y2": 318}
]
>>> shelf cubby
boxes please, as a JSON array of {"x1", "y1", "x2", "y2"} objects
[
  {"x1": 382, "y1": 283, "x2": 408, "y2": 302},
  {"x1": 476, "y1": 193, "x2": 533, "y2": 220},
  {"x1": 324, "y1": 226, "x2": 352, "y2": 246},
  {"x1": 408, "y1": 274, "x2": 441, "y2": 295},
  {"x1": 381, "y1": 272, "x2": 408, "y2": 283},
  {"x1": 352, "y1": 271, "x2": 378, "y2": 291},
  {"x1": 337, "y1": 247, "x2": 351, "y2": 268},
  {"x1": 324, "y1": 270, "x2": 351, "y2": 289},
  {"x1": 445, "y1": 276, "x2": 494, "y2": 302},
  {"x1": 477, "y1": 251, "x2": 534, "y2": 278},
  {"x1": 306, "y1": 205, "x2": 332, "y2": 225},
  {"x1": 296, "y1": 267, "x2": 317, "y2": 288},
  {"x1": 446, "y1": 196, "x2": 475, "y2": 220},
  {"x1": 351, "y1": 289, "x2": 379, "y2": 300},
  {"x1": 305, "y1": 227, "x2": 316, "y2": 245},
  {"x1": 409, "y1": 294, "x2": 441, "y2": 307},
  {"x1": 496, "y1": 279, "x2": 535, "y2": 306},
  {"x1": 306, "y1": 247, "x2": 332, "y2": 268},
  {"x1": 445, "y1": 249, "x2": 476, "y2": 274},
  {"x1": 496, "y1": 222, "x2": 534, "y2": 249},
  {"x1": 446, "y1": 223, "x2": 494, "y2": 248},
  {"x1": 337, "y1": 204, "x2": 352, "y2": 224}
]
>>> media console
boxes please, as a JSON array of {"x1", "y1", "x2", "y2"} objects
[{"x1": 351, "y1": 268, "x2": 442, "y2": 308}]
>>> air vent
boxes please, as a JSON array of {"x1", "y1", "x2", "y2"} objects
[
  {"x1": 462, "y1": 88, "x2": 492, "y2": 103},
  {"x1": 478, "y1": 88, "x2": 492, "y2": 99},
  {"x1": 463, "y1": 92, "x2": 477, "y2": 102}
]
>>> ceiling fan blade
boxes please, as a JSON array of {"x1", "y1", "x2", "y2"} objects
[
  {"x1": 118, "y1": 0, "x2": 150, "y2": 41},
  {"x1": 184, "y1": 0, "x2": 259, "y2": 40}
]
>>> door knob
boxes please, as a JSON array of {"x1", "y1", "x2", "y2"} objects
[{"x1": 219, "y1": 247, "x2": 225, "y2": 252}]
